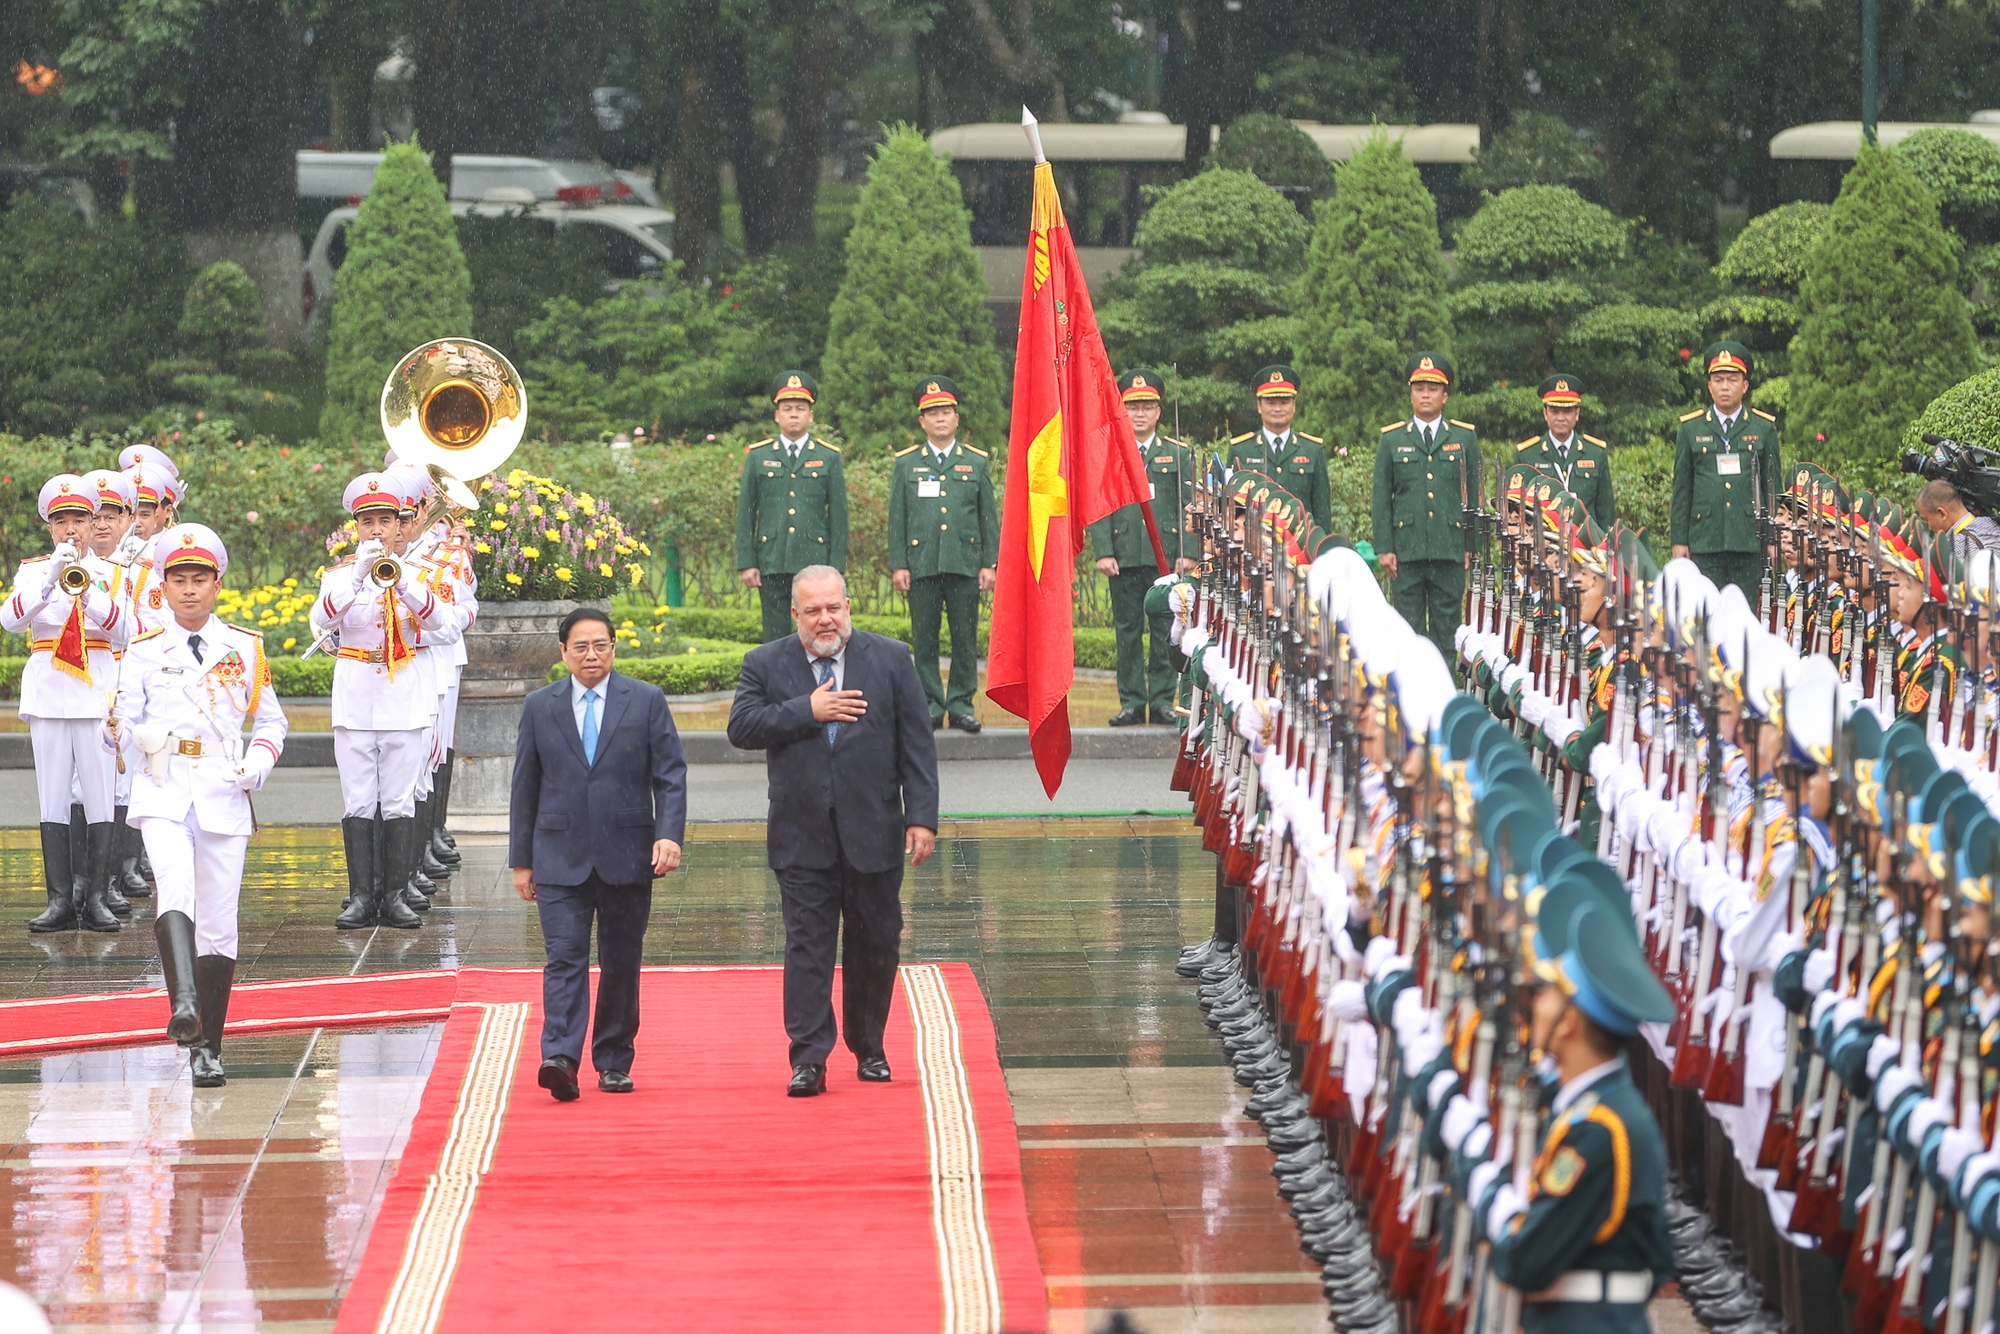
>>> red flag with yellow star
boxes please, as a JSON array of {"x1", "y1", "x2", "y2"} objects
[{"x1": 986, "y1": 148, "x2": 1165, "y2": 797}]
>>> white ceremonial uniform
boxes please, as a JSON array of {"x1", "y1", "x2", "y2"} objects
[
  {"x1": 406, "y1": 552, "x2": 468, "y2": 800},
  {"x1": 115, "y1": 617, "x2": 287, "y2": 957},
  {"x1": 310, "y1": 557, "x2": 452, "y2": 819},
  {"x1": 4, "y1": 553, "x2": 128, "y2": 822}
]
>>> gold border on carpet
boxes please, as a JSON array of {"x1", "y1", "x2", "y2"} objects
[
  {"x1": 901, "y1": 964, "x2": 1003, "y2": 1333},
  {"x1": 374, "y1": 1001, "x2": 528, "y2": 1334}
]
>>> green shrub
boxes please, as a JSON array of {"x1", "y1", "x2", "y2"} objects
[
  {"x1": 1907, "y1": 366, "x2": 2000, "y2": 459},
  {"x1": 268, "y1": 657, "x2": 335, "y2": 697},
  {"x1": 148, "y1": 261, "x2": 300, "y2": 416},
  {"x1": 820, "y1": 126, "x2": 1005, "y2": 459},
  {"x1": 1891, "y1": 127, "x2": 2000, "y2": 239},
  {"x1": 320, "y1": 140, "x2": 475, "y2": 442},
  {"x1": 458, "y1": 212, "x2": 620, "y2": 367},
  {"x1": 1605, "y1": 438, "x2": 1676, "y2": 559},
  {"x1": 0, "y1": 656, "x2": 21, "y2": 699},
  {"x1": 551, "y1": 651, "x2": 748, "y2": 694},
  {"x1": 1461, "y1": 112, "x2": 1605, "y2": 193},
  {"x1": 1790, "y1": 145, "x2": 1979, "y2": 472},
  {"x1": 1255, "y1": 49, "x2": 1413, "y2": 124},
  {"x1": 1209, "y1": 112, "x2": 1334, "y2": 200},
  {"x1": 1453, "y1": 185, "x2": 1628, "y2": 281},
  {"x1": 1704, "y1": 201, "x2": 1830, "y2": 367}
]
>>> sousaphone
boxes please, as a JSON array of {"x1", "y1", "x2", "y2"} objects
[{"x1": 380, "y1": 337, "x2": 527, "y2": 512}]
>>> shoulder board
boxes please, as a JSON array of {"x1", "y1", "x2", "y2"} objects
[
  {"x1": 131, "y1": 626, "x2": 165, "y2": 644},
  {"x1": 1581, "y1": 433, "x2": 1606, "y2": 447},
  {"x1": 961, "y1": 445, "x2": 989, "y2": 458},
  {"x1": 330, "y1": 554, "x2": 357, "y2": 568},
  {"x1": 1298, "y1": 432, "x2": 1323, "y2": 445},
  {"x1": 747, "y1": 438, "x2": 774, "y2": 452},
  {"x1": 1161, "y1": 435, "x2": 1187, "y2": 448},
  {"x1": 893, "y1": 445, "x2": 921, "y2": 458},
  {"x1": 1449, "y1": 419, "x2": 1477, "y2": 431},
  {"x1": 223, "y1": 622, "x2": 265, "y2": 641},
  {"x1": 1680, "y1": 409, "x2": 1706, "y2": 422},
  {"x1": 815, "y1": 440, "x2": 841, "y2": 453},
  {"x1": 1750, "y1": 408, "x2": 1777, "y2": 422},
  {"x1": 1230, "y1": 431, "x2": 1256, "y2": 444},
  {"x1": 1380, "y1": 421, "x2": 1406, "y2": 434},
  {"x1": 1516, "y1": 437, "x2": 1541, "y2": 451},
  {"x1": 21, "y1": 554, "x2": 49, "y2": 564}
]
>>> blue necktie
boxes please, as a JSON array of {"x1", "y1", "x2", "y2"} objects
[
  {"x1": 815, "y1": 657, "x2": 839, "y2": 745},
  {"x1": 582, "y1": 688, "x2": 599, "y2": 764}
]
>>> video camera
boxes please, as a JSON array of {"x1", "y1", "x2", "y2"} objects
[{"x1": 1900, "y1": 433, "x2": 2000, "y2": 517}]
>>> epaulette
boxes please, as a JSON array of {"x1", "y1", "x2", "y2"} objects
[
  {"x1": 1380, "y1": 421, "x2": 1406, "y2": 433},
  {"x1": 816, "y1": 440, "x2": 841, "y2": 453},
  {"x1": 21, "y1": 555, "x2": 48, "y2": 564},
  {"x1": 1680, "y1": 409, "x2": 1706, "y2": 422},
  {"x1": 1449, "y1": 419, "x2": 1477, "y2": 431},
  {"x1": 747, "y1": 438, "x2": 774, "y2": 451},
  {"x1": 894, "y1": 445, "x2": 921, "y2": 458},
  {"x1": 1231, "y1": 431, "x2": 1257, "y2": 444},
  {"x1": 224, "y1": 622, "x2": 266, "y2": 641},
  {"x1": 1581, "y1": 433, "x2": 1606, "y2": 447},
  {"x1": 1517, "y1": 436, "x2": 1542, "y2": 452},
  {"x1": 131, "y1": 625, "x2": 164, "y2": 644},
  {"x1": 1298, "y1": 432, "x2": 1323, "y2": 445},
  {"x1": 962, "y1": 444, "x2": 989, "y2": 458},
  {"x1": 330, "y1": 554, "x2": 357, "y2": 568},
  {"x1": 1750, "y1": 408, "x2": 1777, "y2": 422}
]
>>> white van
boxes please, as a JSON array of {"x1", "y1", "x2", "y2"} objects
[
  {"x1": 302, "y1": 196, "x2": 675, "y2": 338},
  {"x1": 298, "y1": 151, "x2": 636, "y2": 204}
]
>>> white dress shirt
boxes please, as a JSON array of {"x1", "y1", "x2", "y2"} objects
[
  {"x1": 809, "y1": 640, "x2": 848, "y2": 691},
  {"x1": 781, "y1": 431, "x2": 810, "y2": 459},
  {"x1": 571, "y1": 673, "x2": 610, "y2": 740},
  {"x1": 1412, "y1": 413, "x2": 1443, "y2": 447},
  {"x1": 1552, "y1": 1056, "x2": 1624, "y2": 1114}
]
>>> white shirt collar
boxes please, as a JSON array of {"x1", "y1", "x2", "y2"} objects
[
  {"x1": 1551, "y1": 432, "x2": 1575, "y2": 452},
  {"x1": 1134, "y1": 433, "x2": 1156, "y2": 449},
  {"x1": 167, "y1": 614, "x2": 222, "y2": 653},
  {"x1": 1413, "y1": 412, "x2": 1442, "y2": 434},
  {"x1": 1263, "y1": 427, "x2": 1289, "y2": 446},
  {"x1": 929, "y1": 439, "x2": 956, "y2": 460},
  {"x1": 1716, "y1": 407, "x2": 1739, "y2": 430},
  {"x1": 1552, "y1": 1055, "x2": 1624, "y2": 1113},
  {"x1": 781, "y1": 432, "x2": 810, "y2": 453},
  {"x1": 570, "y1": 672, "x2": 610, "y2": 706}
]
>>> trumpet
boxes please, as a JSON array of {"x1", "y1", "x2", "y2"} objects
[
  {"x1": 57, "y1": 562, "x2": 92, "y2": 595},
  {"x1": 370, "y1": 555, "x2": 403, "y2": 589}
]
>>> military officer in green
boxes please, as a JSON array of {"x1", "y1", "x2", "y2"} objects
[
  {"x1": 1222, "y1": 366, "x2": 1331, "y2": 529},
  {"x1": 735, "y1": 371, "x2": 849, "y2": 642},
  {"x1": 1670, "y1": 341, "x2": 1781, "y2": 598},
  {"x1": 1372, "y1": 352, "x2": 1482, "y2": 670},
  {"x1": 1089, "y1": 369, "x2": 1197, "y2": 726},
  {"x1": 889, "y1": 376, "x2": 998, "y2": 732},
  {"x1": 1513, "y1": 374, "x2": 1616, "y2": 531}
]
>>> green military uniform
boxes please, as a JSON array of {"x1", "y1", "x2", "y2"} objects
[
  {"x1": 1513, "y1": 374, "x2": 1616, "y2": 531},
  {"x1": 1372, "y1": 353, "x2": 1482, "y2": 671},
  {"x1": 734, "y1": 371, "x2": 848, "y2": 642},
  {"x1": 889, "y1": 376, "x2": 998, "y2": 725},
  {"x1": 1669, "y1": 343, "x2": 1780, "y2": 599},
  {"x1": 1222, "y1": 365, "x2": 1331, "y2": 529},
  {"x1": 1089, "y1": 370, "x2": 1196, "y2": 723}
]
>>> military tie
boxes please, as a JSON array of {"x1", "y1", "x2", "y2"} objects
[
  {"x1": 187, "y1": 633, "x2": 204, "y2": 665},
  {"x1": 581, "y1": 687, "x2": 600, "y2": 764},
  {"x1": 815, "y1": 657, "x2": 840, "y2": 744}
]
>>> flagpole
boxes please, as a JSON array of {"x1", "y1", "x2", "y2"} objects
[{"x1": 1021, "y1": 106, "x2": 1046, "y2": 163}]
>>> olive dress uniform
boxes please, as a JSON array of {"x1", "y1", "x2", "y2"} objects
[
  {"x1": 1670, "y1": 344, "x2": 1780, "y2": 599},
  {"x1": 735, "y1": 372, "x2": 848, "y2": 643},
  {"x1": 889, "y1": 438, "x2": 998, "y2": 724},
  {"x1": 1223, "y1": 428, "x2": 1330, "y2": 531},
  {"x1": 1514, "y1": 433, "x2": 1615, "y2": 530},
  {"x1": 1373, "y1": 415, "x2": 1482, "y2": 667}
]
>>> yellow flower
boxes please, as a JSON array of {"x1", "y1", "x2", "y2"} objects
[
  {"x1": 281, "y1": 577, "x2": 297, "y2": 588},
  {"x1": 600, "y1": 563, "x2": 614, "y2": 577},
  {"x1": 508, "y1": 488, "x2": 522, "y2": 499},
  {"x1": 555, "y1": 510, "x2": 570, "y2": 522},
  {"x1": 283, "y1": 637, "x2": 296, "y2": 650},
  {"x1": 529, "y1": 505, "x2": 544, "y2": 518},
  {"x1": 584, "y1": 536, "x2": 598, "y2": 551},
  {"x1": 555, "y1": 567, "x2": 573, "y2": 582},
  {"x1": 475, "y1": 541, "x2": 492, "y2": 554},
  {"x1": 506, "y1": 572, "x2": 523, "y2": 585},
  {"x1": 521, "y1": 546, "x2": 540, "y2": 559},
  {"x1": 628, "y1": 565, "x2": 642, "y2": 584},
  {"x1": 544, "y1": 528, "x2": 560, "y2": 542},
  {"x1": 621, "y1": 619, "x2": 636, "y2": 628},
  {"x1": 489, "y1": 520, "x2": 507, "y2": 531}
]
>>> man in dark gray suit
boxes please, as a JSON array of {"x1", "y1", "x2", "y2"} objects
[
  {"x1": 727, "y1": 564, "x2": 940, "y2": 1096},
  {"x1": 510, "y1": 607, "x2": 687, "y2": 1102}
]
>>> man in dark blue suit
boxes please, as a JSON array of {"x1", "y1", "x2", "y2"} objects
[
  {"x1": 510, "y1": 607, "x2": 687, "y2": 1102},
  {"x1": 727, "y1": 565, "x2": 940, "y2": 1096}
]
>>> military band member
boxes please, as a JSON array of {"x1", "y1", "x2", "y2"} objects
[
  {"x1": 736, "y1": 371, "x2": 849, "y2": 643},
  {"x1": 82, "y1": 468, "x2": 150, "y2": 912},
  {"x1": 1372, "y1": 352, "x2": 1482, "y2": 669},
  {"x1": 1222, "y1": 365, "x2": 1331, "y2": 529},
  {"x1": 889, "y1": 376, "x2": 997, "y2": 732},
  {"x1": 1513, "y1": 375, "x2": 1616, "y2": 530},
  {"x1": 1670, "y1": 341, "x2": 1781, "y2": 597},
  {"x1": 5, "y1": 477, "x2": 130, "y2": 933},
  {"x1": 120, "y1": 460, "x2": 179, "y2": 895},
  {"x1": 114, "y1": 524, "x2": 286, "y2": 1087},
  {"x1": 311, "y1": 473, "x2": 453, "y2": 931},
  {"x1": 1089, "y1": 369, "x2": 1196, "y2": 726}
]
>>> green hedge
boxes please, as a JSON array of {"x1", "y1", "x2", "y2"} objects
[
  {"x1": 270, "y1": 657, "x2": 335, "y2": 697},
  {"x1": 551, "y1": 650, "x2": 748, "y2": 694},
  {"x1": 661, "y1": 607, "x2": 1117, "y2": 668}
]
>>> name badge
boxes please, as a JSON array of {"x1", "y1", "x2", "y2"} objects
[
  {"x1": 918, "y1": 480, "x2": 942, "y2": 498},
  {"x1": 1717, "y1": 453, "x2": 1742, "y2": 476}
]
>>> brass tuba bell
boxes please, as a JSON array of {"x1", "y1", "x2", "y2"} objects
[
  {"x1": 379, "y1": 337, "x2": 526, "y2": 512},
  {"x1": 58, "y1": 563, "x2": 91, "y2": 594}
]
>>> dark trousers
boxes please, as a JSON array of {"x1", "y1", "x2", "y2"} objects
[
  {"x1": 1693, "y1": 550, "x2": 1764, "y2": 601},
  {"x1": 758, "y1": 573, "x2": 795, "y2": 643},
  {"x1": 1108, "y1": 565, "x2": 1171, "y2": 713},
  {"x1": 1390, "y1": 558, "x2": 1465, "y2": 675},
  {"x1": 908, "y1": 572, "x2": 978, "y2": 719},
  {"x1": 774, "y1": 853, "x2": 905, "y2": 1068},
  {"x1": 536, "y1": 873, "x2": 651, "y2": 1074}
]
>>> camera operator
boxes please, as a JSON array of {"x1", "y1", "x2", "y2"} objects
[{"x1": 1916, "y1": 478, "x2": 2000, "y2": 564}]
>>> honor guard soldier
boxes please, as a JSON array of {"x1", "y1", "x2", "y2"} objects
[
  {"x1": 1223, "y1": 366, "x2": 1331, "y2": 529},
  {"x1": 888, "y1": 376, "x2": 998, "y2": 732},
  {"x1": 1089, "y1": 369, "x2": 1197, "y2": 726},
  {"x1": 6, "y1": 476, "x2": 130, "y2": 933},
  {"x1": 1372, "y1": 352, "x2": 1482, "y2": 669},
  {"x1": 736, "y1": 371, "x2": 849, "y2": 643},
  {"x1": 114, "y1": 524, "x2": 286, "y2": 1087},
  {"x1": 84, "y1": 468, "x2": 152, "y2": 912},
  {"x1": 1514, "y1": 375, "x2": 1616, "y2": 531},
  {"x1": 1671, "y1": 341, "x2": 1780, "y2": 597},
  {"x1": 312, "y1": 472, "x2": 454, "y2": 931}
]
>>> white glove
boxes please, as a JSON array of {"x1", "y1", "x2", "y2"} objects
[
  {"x1": 1440, "y1": 1094, "x2": 1486, "y2": 1153},
  {"x1": 1486, "y1": 1182, "x2": 1528, "y2": 1241},
  {"x1": 1865, "y1": 1032, "x2": 1901, "y2": 1082},
  {"x1": 352, "y1": 539, "x2": 385, "y2": 585},
  {"x1": 1803, "y1": 948, "x2": 1835, "y2": 995},
  {"x1": 1467, "y1": 1160, "x2": 1503, "y2": 1213},
  {"x1": 235, "y1": 747, "x2": 275, "y2": 792},
  {"x1": 1937, "y1": 1126, "x2": 1984, "y2": 1189},
  {"x1": 1363, "y1": 935, "x2": 1401, "y2": 978},
  {"x1": 1327, "y1": 979, "x2": 1369, "y2": 1023},
  {"x1": 1462, "y1": 1119, "x2": 1493, "y2": 1162}
]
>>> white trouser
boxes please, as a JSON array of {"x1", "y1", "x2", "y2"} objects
[
  {"x1": 30, "y1": 717, "x2": 114, "y2": 823},
  {"x1": 115, "y1": 757, "x2": 132, "y2": 804},
  {"x1": 139, "y1": 810, "x2": 245, "y2": 958},
  {"x1": 436, "y1": 679, "x2": 460, "y2": 754},
  {"x1": 333, "y1": 726, "x2": 426, "y2": 819}
]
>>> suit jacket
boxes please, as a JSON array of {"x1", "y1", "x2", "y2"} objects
[
  {"x1": 726, "y1": 629, "x2": 940, "y2": 873},
  {"x1": 509, "y1": 670, "x2": 688, "y2": 887}
]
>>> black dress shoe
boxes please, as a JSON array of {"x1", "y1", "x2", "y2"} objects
[
  {"x1": 948, "y1": 714, "x2": 981, "y2": 733},
  {"x1": 538, "y1": 1056, "x2": 580, "y2": 1102},
  {"x1": 931, "y1": 715, "x2": 945, "y2": 730},
  {"x1": 597, "y1": 1070, "x2": 634, "y2": 1093},
  {"x1": 1108, "y1": 708, "x2": 1145, "y2": 727},
  {"x1": 858, "y1": 1056, "x2": 892, "y2": 1082},
  {"x1": 1149, "y1": 706, "x2": 1176, "y2": 725},
  {"x1": 789, "y1": 1063, "x2": 826, "y2": 1096}
]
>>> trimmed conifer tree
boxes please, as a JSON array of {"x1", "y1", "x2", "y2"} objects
[
  {"x1": 1789, "y1": 144, "x2": 1978, "y2": 471},
  {"x1": 319, "y1": 139, "x2": 475, "y2": 443},
  {"x1": 1295, "y1": 134, "x2": 1451, "y2": 448},
  {"x1": 820, "y1": 125, "x2": 1005, "y2": 458}
]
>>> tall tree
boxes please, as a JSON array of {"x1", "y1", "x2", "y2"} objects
[
  {"x1": 414, "y1": 0, "x2": 557, "y2": 184},
  {"x1": 670, "y1": 0, "x2": 723, "y2": 281}
]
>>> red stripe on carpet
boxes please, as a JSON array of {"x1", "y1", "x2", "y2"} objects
[{"x1": 332, "y1": 965, "x2": 1048, "y2": 1334}]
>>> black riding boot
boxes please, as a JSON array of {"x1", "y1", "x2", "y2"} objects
[
  {"x1": 190, "y1": 955, "x2": 235, "y2": 1087},
  {"x1": 438, "y1": 751, "x2": 458, "y2": 849},
  {"x1": 419, "y1": 788, "x2": 451, "y2": 881},
  {"x1": 431, "y1": 759, "x2": 460, "y2": 864},
  {"x1": 78, "y1": 822, "x2": 122, "y2": 932},
  {"x1": 69, "y1": 804, "x2": 88, "y2": 903},
  {"x1": 408, "y1": 796, "x2": 437, "y2": 900},
  {"x1": 334, "y1": 815, "x2": 377, "y2": 929},
  {"x1": 28, "y1": 822, "x2": 78, "y2": 932},
  {"x1": 118, "y1": 806, "x2": 150, "y2": 897},
  {"x1": 100, "y1": 814, "x2": 133, "y2": 919},
  {"x1": 154, "y1": 910, "x2": 202, "y2": 1045},
  {"x1": 377, "y1": 817, "x2": 423, "y2": 929}
]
